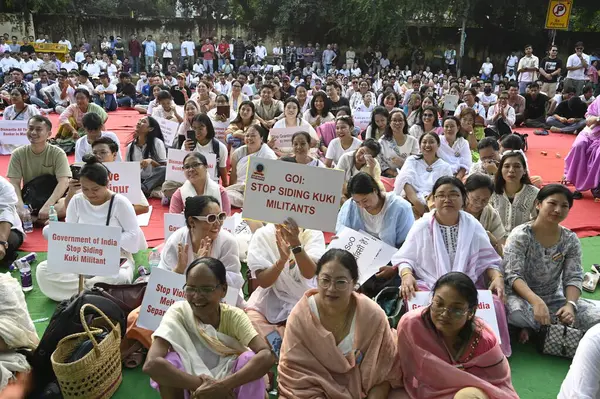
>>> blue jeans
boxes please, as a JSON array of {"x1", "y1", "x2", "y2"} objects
[
  {"x1": 203, "y1": 59, "x2": 214, "y2": 74},
  {"x1": 94, "y1": 94, "x2": 117, "y2": 111},
  {"x1": 30, "y1": 96, "x2": 50, "y2": 109},
  {"x1": 130, "y1": 56, "x2": 140, "y2": 73},
  {"x1": 117, "y1": 96, "x2": 134, "y2": 108},
  {"x1": 518, "y1": 81, "x2": 531, "y2": 95},
  {"x1": 545, "y1": 116, "x2": 587, "y2": 133}
]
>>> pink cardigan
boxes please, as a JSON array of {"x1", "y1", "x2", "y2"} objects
[{"x1": 169, "y1": 185, "x2": 232, "y2": 215}]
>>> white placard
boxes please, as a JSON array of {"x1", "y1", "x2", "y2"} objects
[
  {"x1": 166, "y1": 149, "x2": 216, "y2": 183},
  {"x1": 155, "y1": 116, "x2": 180, "y2": 147},
  {"x1": 0, "y1": 120, "x2": 29, "y2": 146},
  {"x1": 225, "y1": 286, "x2": 240, "y2": 306},
  {"x1": 408, "y1": 290, "x2": 501, "y2": 343},
  {"x1": 137, "y1": 268, "x2": 186, "y2": 331},
  {"x1": 164, "y1": 213, "x2": 186, "y2": 241},
  {"x1": 221, "y1": 212, "x2": 252, "y2": 236},
  {"x1": 353, "y1": 112, "x2": 371, "y2": 131},
  {"x1": 443, "y1": 94, "x2": 459, "y2": 112},
  {"x1": 47, "y1": 222, "x2": 121, "y2": 276},
  {"x1": 242, "y1": 157, "x2": 344, "y2": 232},
  {"x1": 269, "y1": 127, "x2": 305, "y2": 148},
  {"x1": 359, "y1": 230, "x2": 397, "y2": 268},
  {"x1": 327, "y1": 227, "x2": 382, "y2": 285},
  {"x1": 104, "y1": 162, "x2": 142, "y2": 204},
  {"x1": 137, "y1": 206, "x2": 153, "y2": 227},
  {"x1": 212, "y1": 121, "x2": 229, "y2": 144}
]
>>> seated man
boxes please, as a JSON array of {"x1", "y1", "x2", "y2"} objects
[
  {"x1": 116, "y1": 72, "x2": 137, "y2": 108},
  {"x1": 252, "y1": 83, "x2": 283, "y2": 128},
  {"x1": 94, "y1": 73, "x2": 117, "y2": 111},
  {"x1": 40, "y1": 71, "x2": 74, "y2": 114},
  {"x1": 485, "y1": 90, "x2": 515, "y2": 137},
  {"x1": 6, "y1": 115, "x2": 71, "y2": 224},
  {"x1": 0, "y1": 68, "x2": 29, "y2": 107},
  {"x1": 546, "y1": 89, "x2": 588, "y2": 134},
  {"x1": 74, "y1": 113, "x2": 122, "y2": 162},
  {"x1": 469, "y1": 137, "x2": 500, "y2": 178},
  {"x1": 0, "y1": 176, "x2": 25, "y2": 268},
  {"x1": 523, "y1": 82, "x2": 549, "y2": 128},
  {"x1": 580, "y1": 83, "x2": 596, "y2": 106}
]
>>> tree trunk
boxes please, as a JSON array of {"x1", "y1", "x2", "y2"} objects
[{"x1": 457, "y1": 0, "x2": 469, "y2": 77}]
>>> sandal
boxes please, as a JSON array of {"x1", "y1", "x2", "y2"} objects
[
  {"x1": 583, "y1": 271, "x2": 599, "y2": 292},
  {"x1": 592, "y1": 264, "x2": 600, "y2": 274},
  {"x1": 573, "y1": 191, "x2": 583, "y2": 200}
]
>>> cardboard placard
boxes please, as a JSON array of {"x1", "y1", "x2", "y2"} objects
[
  {"x1": 104, "y1": 162, "x2": 142, "y2": 204},
  {"x1": 443, "y1": 94, "x2": 459, "y2": 112},
  {"x1": 47, "y1": 222, "x2": 121, "y2": 276},
  {"x1": 269, "y1": 127, "x2": 305, "y2": 148},
  {"x1": 359, "y1": 230, "x2": 397, "y2": 268},
  {"x1": 0, "y1": 120, "x2": 29, "y2": 146},
  {"x1": 155, "y1": 116, "x2": 180, "y2": 147},
  {"x1": 242, "y1": 157, "x2": 344, "y2": 232},
  {"x1": 353, "y1": 112, "x2": 371, "y2": 131},
  {"x1": 137, "y1": 268, "x2": 186, "y2": 331},
  {"x1": 212, "y1": 121, "x2": 229, "y2": 144},
  {"x1": 408, "y1": 290, "x2": 501, "y2": 343},
  {"x1": 327, "y1": 227, "x2": 382, "y2": 285},
  {"x1": 164, "y1": 213, "x2": 186, "y2": 241},
  {"x1": 166, "y1": 149, "x2": 216, "y2": 183}
]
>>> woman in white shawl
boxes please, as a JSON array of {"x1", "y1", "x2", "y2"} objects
[
  {"x1": 394, "y1": 132, "x2": 453, "y2": 218},
  {"x1": 438, "y1": 116, "x2": 472, "y2": 180},
  {"x1": 226, "y1": 124, "x2": 277, "y2": 208},
  {"x1": 392, "y1": 176, "x2": 512, "y2": 357},
  {"x1": 144, "y1": 257, "x2": 274, "y2": 399},
  {"x1": 245, "y1": 218, "x2": 326, "y2": 339}
]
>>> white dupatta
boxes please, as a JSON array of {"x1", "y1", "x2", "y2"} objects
[
  {"x1": 394, "y1": 156, "x2": 454, "y2": 204},
  {"x1": 391, "y1": 210, "x2": 501, "y2": 289},
  {"x1": 180, "y1": 171, "x2": 222, "y2": 207},
  {"x1": 437, "y1": 135, "x2": 472, "y2": 174}
]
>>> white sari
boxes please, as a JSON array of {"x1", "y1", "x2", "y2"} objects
[
  {"x1": 437, "y1": 135, "x2": 472, "y2": 175},
  {"x1": 394, "y1": 156, "x2": 454, "y2": 204}
]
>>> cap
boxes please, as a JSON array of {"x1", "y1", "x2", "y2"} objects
[{"x1": 177, "y1": 73, "x2": 185, "y2": 79}]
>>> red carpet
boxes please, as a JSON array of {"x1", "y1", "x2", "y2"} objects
[{"x1": 1, "y1": 112, "x2": 598, "y2": 252}]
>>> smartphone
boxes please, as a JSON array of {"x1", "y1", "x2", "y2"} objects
[
  {"x1": 177, "y1": 134, "x2": 186, "y2": 149},
  {"x1": 216, "y1": 105, "x2": 230, "y2": 119},
  {"x1": 186, "y1": 130, "x2": 197, "y2": 146},
  {"x1": 70, "y1": 165, "x2": 82, "y2": 180},
  {"x1": 265, "y1": 330, "x2": 282, "y2": 359}
]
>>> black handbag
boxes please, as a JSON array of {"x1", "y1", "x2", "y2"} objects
[
  {"x1": 538, "y1": 322, "x2": 583, "y2": 358},
  {"x1": 22, "y1": 174, "x2": 59, "y2": 214}
]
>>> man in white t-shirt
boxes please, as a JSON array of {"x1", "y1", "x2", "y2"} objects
[
  {"x1": 58, "y1": 36, "x2": 72, "y2": 51},
  {"x1": 19, "y1": 52, "x2": 36, "y2": 75},
  {"x1": 477, "y1": 81, "x2": 498, "y2": 110},
  {"x1": 75, "y1": 113, "x2": 122, "y2": 162},
  {"x1": 161, "y1": 37, "x2": 173, "y2": 73},
  {"x1": 180, "y1": 35, "x2": 196, "y2": 67},
  {"x1": 255, "y1": 41, "x2": 267, "y2": 63},
  {"x1": 61, "y1": 53, "x2": 79, "y2": 72},
  {"x1": 505, "y1": 51, "x2": 519, "y2": 74},
  {"x1": 517, "y1": 45, "x2": 539, "y2": 94},
  {"x1": 565, "y1": 41, "x2": 590, "y2": 96}
]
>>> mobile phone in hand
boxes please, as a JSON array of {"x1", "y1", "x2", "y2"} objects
[{"x1": 266, "y1": 330, "x2": 282, "y2": 359}]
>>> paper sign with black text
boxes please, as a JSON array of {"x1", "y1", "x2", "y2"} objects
[
  {"x1": 104, "y1": 162, "x2": 142, "y2": 204},
  {"x1": 359, "y1": 230, "x2": 397, "y2": 268},
  {"x1": 221, "y1": 212, "x2": 251, "y2": 236},
  {"x1": 47, "y1": 222, "x2": 121, "y2": 276},
  {"x1": 164, "y1": 213, "x2": 186, "y2": 241},
  {"x1": 353, "y1": 112, "x2": 371, "y2": 131},
  {"x1": 137, "y1": 268, "x2": 186, "y2": 331},
  {"x1": 155, "y1": 116, "x2": 180, "y2": 147},
  {"x1": 212, "y1": 121, "x2": 229, "y2": 144},
  {"x1": 269, "y1": 127, "x2": 306, "y2": 148},
  {"x1": 243, "y1": 157, "x2": 344, "y2": 232},
  {"x1": 327, "y1": 227, "x2": 382, "y2": 285},
  {"x1": 0, "y1": 120, "x2": 29, "y2": 146}
]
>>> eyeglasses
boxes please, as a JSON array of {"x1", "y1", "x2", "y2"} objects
[
  {"x1": 422, "y1": 113, "x2": 435, "y2": 118},
  {"x1": 430, "y1": 302, "x2": 470, "y2": 319},
  {"x1": 317, "y1": 277, "x2": 351, "y2": 291},
  {"x1": 183, "y1": 162, "x2": 205, "y2": 170},
  {"x1": 468, "y1": 194, "x2": 490, "y2": 206},
  {"x1": 183, "y1": 284, "x2": 220, "y2": 296},
  {"x1": 193, "y1": 212, "x2": 227, "y2": 224},
  {"x1": 434, "y1": 193, "x2": 461, "y2": 201}
]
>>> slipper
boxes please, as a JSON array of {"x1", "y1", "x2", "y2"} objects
[
  {"x1": 583, "y1": 271, "x2": 599, "y2": 292},
  {"x1": 592, "y1": 264, "x2": 600, "y2": 274},
  {"x1": 534, "y1": 129, "x2": 549, "y2": 136},
  {"x1": 573, "y1": 191, "x2": 583, "y2": 200}
]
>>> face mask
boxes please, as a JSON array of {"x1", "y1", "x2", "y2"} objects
[
  {"x1": 484, "y1": 88, "x2": 492, "y2": 95},
  {"x1": 141, "y1": 75, "x2": 147, "y2": 81}
]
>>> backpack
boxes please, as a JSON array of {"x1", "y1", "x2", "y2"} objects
[
  {"x1": 211, "y1": 138, "x2": 221, "y2": 178},
  {"x1": 30, "y1": 289, "x2": 126, "y2": 396},
  {"x1": 22, "y1": 174, "x2": 59, "y2": 215}
]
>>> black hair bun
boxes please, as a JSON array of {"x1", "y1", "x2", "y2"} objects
[{"x1": 82, "y1": 153, "x2": 100, "y2": 165}]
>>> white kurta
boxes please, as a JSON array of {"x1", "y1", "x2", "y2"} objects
[
  {"x1": 437, "y1": 135, "x2": 472, "y2": 175},
  {"x1": 394, "y1": 156, "x2": 454, "y2": 204}
]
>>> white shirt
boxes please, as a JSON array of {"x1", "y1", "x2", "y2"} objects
[
  {"x1": 19, "y1": 59, "x2": 36, "y2": 74},
  {"x1": 351, "y1": 67, "x2": 362, "y2": 77},
  {"x1": 566, "y1": 53, "x2": 591, "y2": 81},
  {"x1": 96, "y1": 60, "x2": 107, "y2": 71},
  {"x1": 255, "y1": 45, "x2": 267, "y2": 61},
  {"x1": 0, "y1": 56, "x2": 19, "y2": 73},
  {"x1": 481, "y1": 62, "x2": 493, "y2": 76},
  {"x1": 325, "y1": 137, "x2": 362, "y2": 165},
  {"x1": 74, "y1": 131, "x2": 122, "y2": 163},
  {"x1": 214, "y1": 81, "x2": 231, "y2": 95},
  {"x1": 558, "y1": 323, "x2": 600, "y2": 399},
  {"x1": 181, "y1": 139, "x2": 228, "y2": 181},
  {"x1": 181, "y1": 40, "x2": 196, "y2": 57},
  {"x1": 58, "y1": 39, "x2": 72, "y2": 50},
  {"x1": 106, "y1": 64, "x2": 118, "y2": 79},
  {"x1": 517, "y1": 55, "x2": 539, "y2": 83},
  {"x1": 75, "y1": 51, "x2": 85, "y2": 63},
  {"x1": 486, "y1": 104, "x2": 516, "y2": 127},
  {"x1": 477, "y1": 92, "x2": 498, "y2": 105},
  {"x1": 125, "y1": 139, "x2": 167, "y2": 179},
  {"x1": 506, "y1": 55, "x2": 519, "y2": 69},
  {"x1": 62, "y1": 61, "x2": 79, "y2": 72},
  {"x1": 193, "y1": 62, "x2": 205, "y2": 75},
  {"x1": 2, "y1": 104, "x2": 39, "y2": 121},
  {"x1": 454, "y1": 102, "x2": 486, "y2": 119},
  {"x1": 83, "y1": 63, "x2": 100, "y2": 77},
  {"x1": 161, "y1": 42, "x2": 173, "y2": 58}
]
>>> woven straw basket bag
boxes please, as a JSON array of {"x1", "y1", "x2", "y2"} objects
[{"x1": 51, "y1": 303, "x2": 122, "y2": 398}]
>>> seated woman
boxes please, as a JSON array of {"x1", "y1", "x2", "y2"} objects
[
  {"x1": 337, "y1": 172, "x2": 414, "y2": 297},
  {"x1": 380, "y1": 90, "x2": 402, "y2": 114},
  {"x1": 457, "y1": 107, "x2": 482, "y2": 152},
  {"x1": 303, "y1": 90, "x2": 334, "y2": 130},
  {"x1": 324, "y1": 115, "x2": 362, "y2": 167},
  {"x1": 408, "y1": 105, "x2": 442, "y2": 140},
  {"x1": 558, "y1": 323, "x2": 600, "y2": 398},
  {"x1": 469, "y1": 137, "x2": 500, "y2": 178},
  {"x1": 1, "y1": 88, "x2": 39, "y2": 155},
  {"x1": 270, "y1": 97, "x2": 319, "y2": 157},
  {"x1": 56, "y1": 88, "x2": 108, "y2": 140},
  {"x1": 295, "y1": 84, "x2": 311, "y2": 114},
  {"x1": 394, "y1": 132, "x2": 453, "y2": 218},
  {"x1": 405, "y1": 92, "x2": 422, "y2": 127},
  {"x1": 490, "y1": 151, "x2": 538, "y2": 236},
  {"x1": 190, "y1": 80, "x2": 217, "y2": 113},
  {"x1": 438, "y1": 116, "x2": 472, "y2": 180},
  {"x1": 125, "y1": 116, "x2": 168, "y2": 197},
  {"x1": 363, "y1": 106, "x2": 389, "y2": 140},
  {"x1": 134, "y1": 84, "x2": 167, "y2": 115},
  {"x1": 504, "y1": 184, "x2": 600, "y2": 344},
  {"x1": 224, "y1": 100, "x2": 257, "y2": 153},
  {"x1": 0, "y1": 176, "x2": 25, "y2": 268},
  {"x1": 169, "y1": 153, "x2": 231, "y2": 215},
  {"x1": 174, "y1": 100, "x2": 200, "y2": 149},
  {"x1": 316, "y1": 106, "x2": 359, "y2": 155},
  {"x1": 246, "y1": 218, "x2": 325, "y2": 338},
  {"x1": 280, "y1": 131, "x2": 326, "y2": 167},
  {"x1": 229, "y1": 79, "x2": 249, "y2": 112},
  {"x1": 337, "y1": 139, "x2": 385, "y2": 199},
  {"x1": 378, "y1": 109, "x2": 419, "y2": 178},
  {"x1": 36, "y1": 155, "x2": 147, "y2": 301},
  {"x1": 397, "y1": 272, "x2": 519, "y2": 399},
  {"x1": 393, "y1": 176, "x2": 511, "y2": 356},
  {"x1": 277, "y1": 248, "x2": 402, "y2": 398},
  {"x1": 207, "y1": 94, "x2": 238, "y2": 130},
  {"x1": 464, "y1": 174, "x2": 506, "y2": 255},
  {"x1": 143, "y1": 257, "x2": 274, "y2": 399},
  {"x1": 227, "y1": 125, "x2": 277, "y2": 208},
  {"x1": 151, "y1": 90, "x2": 184, "y2": 125},
  {"x1": 564, "y1": 95, "x2": 600, "y2": 199}
]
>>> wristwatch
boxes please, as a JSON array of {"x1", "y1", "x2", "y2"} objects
[
  {"x1": 0, "y1": 241, "x2": 8, "y2": 250},
  {"x1": 290, "y1": 245, "x2": 303, "y2": 254}
]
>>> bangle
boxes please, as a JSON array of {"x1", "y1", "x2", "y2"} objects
[
  {"x1": 400, "y1": 269, "x2": 413, "y2": 278},
  {"x1": 567, "y1": 300, "x2": 578, "y2": 312}
]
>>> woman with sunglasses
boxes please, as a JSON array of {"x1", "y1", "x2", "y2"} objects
[
  {"x1": 393, "y1": 176, "x2": 511, "y2": 356},
  {"x1": 409, "y1": 105, "x2": 442, "y2": 140},
  {"x1": 144, "y1": 257, "x2": 274, "y2": 399},
  {"x1": 245, "y1": 217, "x2": 325, "y2": 339},
  {"x1": 277, "y1": 249, "x2": 402, "y2": 398},
  {"x1": 397, "y1": 272, "x2": 518, "y2": 399},
  {"x1": 465, "y1": 174, "x2": 505, "y2": 255},
  {"x1": 378, "y1": 109, "x2": 419, "y2": 178}
]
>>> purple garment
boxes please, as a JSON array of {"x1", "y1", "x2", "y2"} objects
[
  {"x1": 564, "y1": 97, "x2": 600, "y2": 191},
  {"x1": 150, "y1": 350, "x2": 265, "y2": 399}
]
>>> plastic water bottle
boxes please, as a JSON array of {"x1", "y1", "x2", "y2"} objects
[
  {"x1": 148, "y1": 249, "x2": 160, "y2": 270},
  {"x1": 16, "y1": 260, "x2": 33, "y2": 292},
  {"x1": 10, "y1": 252, "x2": 37, "y2": 272},
  {"x1": 22, "y1": 205, "x2": 33, "y2": 233},
  {"x1": 134, "y1": 266, "x2": 151, "y2": 284},
  {"x1": 48, "y1": 205, "x2": 58, "y2": 222}
]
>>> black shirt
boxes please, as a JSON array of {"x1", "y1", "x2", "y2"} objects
[
  {"x1": 21, "y1": 44, "x2": 35, "y2": 55},
  {"x1": 555, "y1": 97, "x2": 587, "y2": 119},
  {"x1": 117, "y1": 82, "x2": 137, "y2": 98},
  {"x1": 540, "y1": 57, "x2": 563, "y2": 83},
  {"x1": 170, "y1": 86, "x2": 191, "y2": 106},
  {"x1": 525, "y1": 93, "x2": 548, "y2": 120},
  {"x1": 329, "y1": 96, "x2": 350, "y2": 116}
]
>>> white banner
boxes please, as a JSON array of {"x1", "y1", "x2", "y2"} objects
[
  {"x1": 166, "y1": 149, "x2": 216, "y2": 183},
  {"x1": 104, "y1": 162, "x2": 142, "y2": 204},
  {"x1": 222, "y1": 212, "x2": 252, "y2": 236},
  {"x1": 212, "y1": 121, "x2": 229, "y2": 144},
  {"x1": 155, "y1": 116, "x2": 180, "y2": 147},
  {"x1": 164, "y1": 213, "x2": 186, "y2": 241},
  {"x1": 327, "y1": 227, "x2": 382, "y2": 285},
  {"x1": 242, "y1": 157, "x2": 344, "y2": 232},
  {"x1": 359, "y1": 230, "x2": 397, "y2": 268},
  {"x1": 47, "y1": 222, "x2": 121, "y2": 276},
  {"x1": 269, "y1": 127, "x2": 306, "y2": 148},
  {"x1": 353, "y1": 112, "x2": 371, "y2": 131},
  {"x1": 0, "y1": 120, "x2": 29, "y2": 146}
]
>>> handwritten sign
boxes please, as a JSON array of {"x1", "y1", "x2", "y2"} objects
[
  {"x1": 243, "y1": 157, "x2": 344, "y2": 232},
  {"x1": 166, "y1": 149, "x2": 216, "y2": 183},
  {"x1": 408, "y1": 290, "x2": 501, "y2": 343},
  {"x1": 212, "y1": 121, "x2": 229, "y2": 144},
  {"x1": 443, "y1": 94, "x2": 459, "y2": 112},
  {"x1": 137, "y1": 268, "x2": 186, "y2": 331},
  {"x1": 327, "y1": 228, "x2": 382, "y2": 285},
  {"x1": 359, "y1": 230, "x2": 397, "y2": 268},
  {"x1": 47, "y1": 222, "x2": 121, "y2": 276},
  {"x1": 269, "y1": 127, "x2": 305, "y2": 148},
  {"x1": 164, "y1": 213, "x2": 186, "y2": 241},
  {"x1": 222, "y1": 212, "x2": 251, "y2": 236},
  {"x1": 104, "y1": 162, "x2": 142, "y2": 204},
  {"x1": 353, "y1": 112, "x2": 371, "y2": 131},
  {"x1": 0, "y1": 120, "x2": 29, "y2": 146},
  {"x1": 155, "y1": 117, "x2": 180, "y2": 147}
]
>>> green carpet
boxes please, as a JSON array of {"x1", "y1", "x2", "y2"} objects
[{"x1": 13, "y1": 236, "x2": 600, "y2": 398}]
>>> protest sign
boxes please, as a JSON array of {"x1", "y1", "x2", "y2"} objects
[
  {"x1": 0, "y1": 120, "x2": 29, "y2": 146},
  {"x1": 243, "y1": 157, "x2": 344, "y2": 232},
  {"x1": 137, "y1": 268, "x2": 186, "y2": 331},
  {"x1": 359, "y1": 230, "x2": 397, "y2": 268},
  {"x1": 104, "y1": 162, "x2": 142, "y2": 204},
  {"x1": 155, "y1": 117, "x2": 180, "y2": 147},
  {"x1": 443, "y1": 94, "x2": 459, "y2": 112},
  {"x1": 269, "y1": 127, "x2": 306, "y2": 148},
  {"x1": 353, "y1": 112, "x2": 371, "y2": 131},
  {"x1": 327, "y1": 227, "x2": 382, "y2": 285},
  {"x1": 164, "y1": 213, "x2": 186, "y2": 241},
  {"x1": 408, "y1": 290, "x2": 501, "y2": 342},
  {"x1": 212, "y1": 121, "x2": 229, "y2": 144},
  {"x1": 47, "y1": 222, "x2": 121, "y2": 276},
  {"x1": 166, "y1": 149, "x2": 216, "y2": 183},
  {"x1": 221, "y1": 212, "x2": 252, "y2": 236}
]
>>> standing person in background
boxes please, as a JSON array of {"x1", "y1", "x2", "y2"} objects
[
  {"x1": 539, "y1": 45, "x2": 562, "y2": 98},
  {"x1": 285, "y1": 41, "x2": 297, "y2": 73},
  {"x1": 445, "y1": 44, "x2": 456, "y2": 74},
  {"x1": 303, "y1": 42, "x2": 315, "y2": 69},
  {"x1": 345, "y1": 46, "x2": 356, "y2": 71},
  {"x1": 313, "y1": 42, "x2": 322, "y2": 72},
  {"x1": 322, "y1": 44, "x2": 336, "y2": 75},
  {"x1": 180, "y1": 34, "x2": 196, "y2": 68},
  {"x1": 517, "y1": 45, "x2": 539, "y2": 95},
  {"x1": 565, "y1": 42, "x2": 590, "y2": 96},
  {"x1": 217, "y1": 37, "x2": 230, "y2": 71},
  {"x1": 505, "y1": 50, "x2": 519, "y2": 75},
  {"x1": 128, "y1": 33, "x2": 142, "y2": 74},
  {"x1": 295, "y1": 42, "x2": 304, "y2": 69},
  {"x1": 255, "y1": 40, "x2": 267, "y2": 64},
  {"x1": 479, "y1": 57, "x2": 494, "y2": 81},
  {"x1": 113, "y1": 36, "x2": 125, "y2": 61},
  {"x1": 233, "y1": 36, "x2": 245, "y2": 69},
  {"x1": 142, "y1": 35, "x2": 156, "y2": 72},
  {"x1": 160, "y1": 36, "x2": 173, "y2": 73},
  {"x1": 201, "y1": 38, "x2": 215, "y2": 74}
]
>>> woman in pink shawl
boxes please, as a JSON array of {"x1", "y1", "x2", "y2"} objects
[
  {"x1": 392, "y1": 176, "x2": 511, "y2": 357},
  {"x1": 397, "y1": 272, "x2": 518, "y2": 399},
  {"x1": 564, "y1": 96, "x2": 600, "y2": 199}
]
